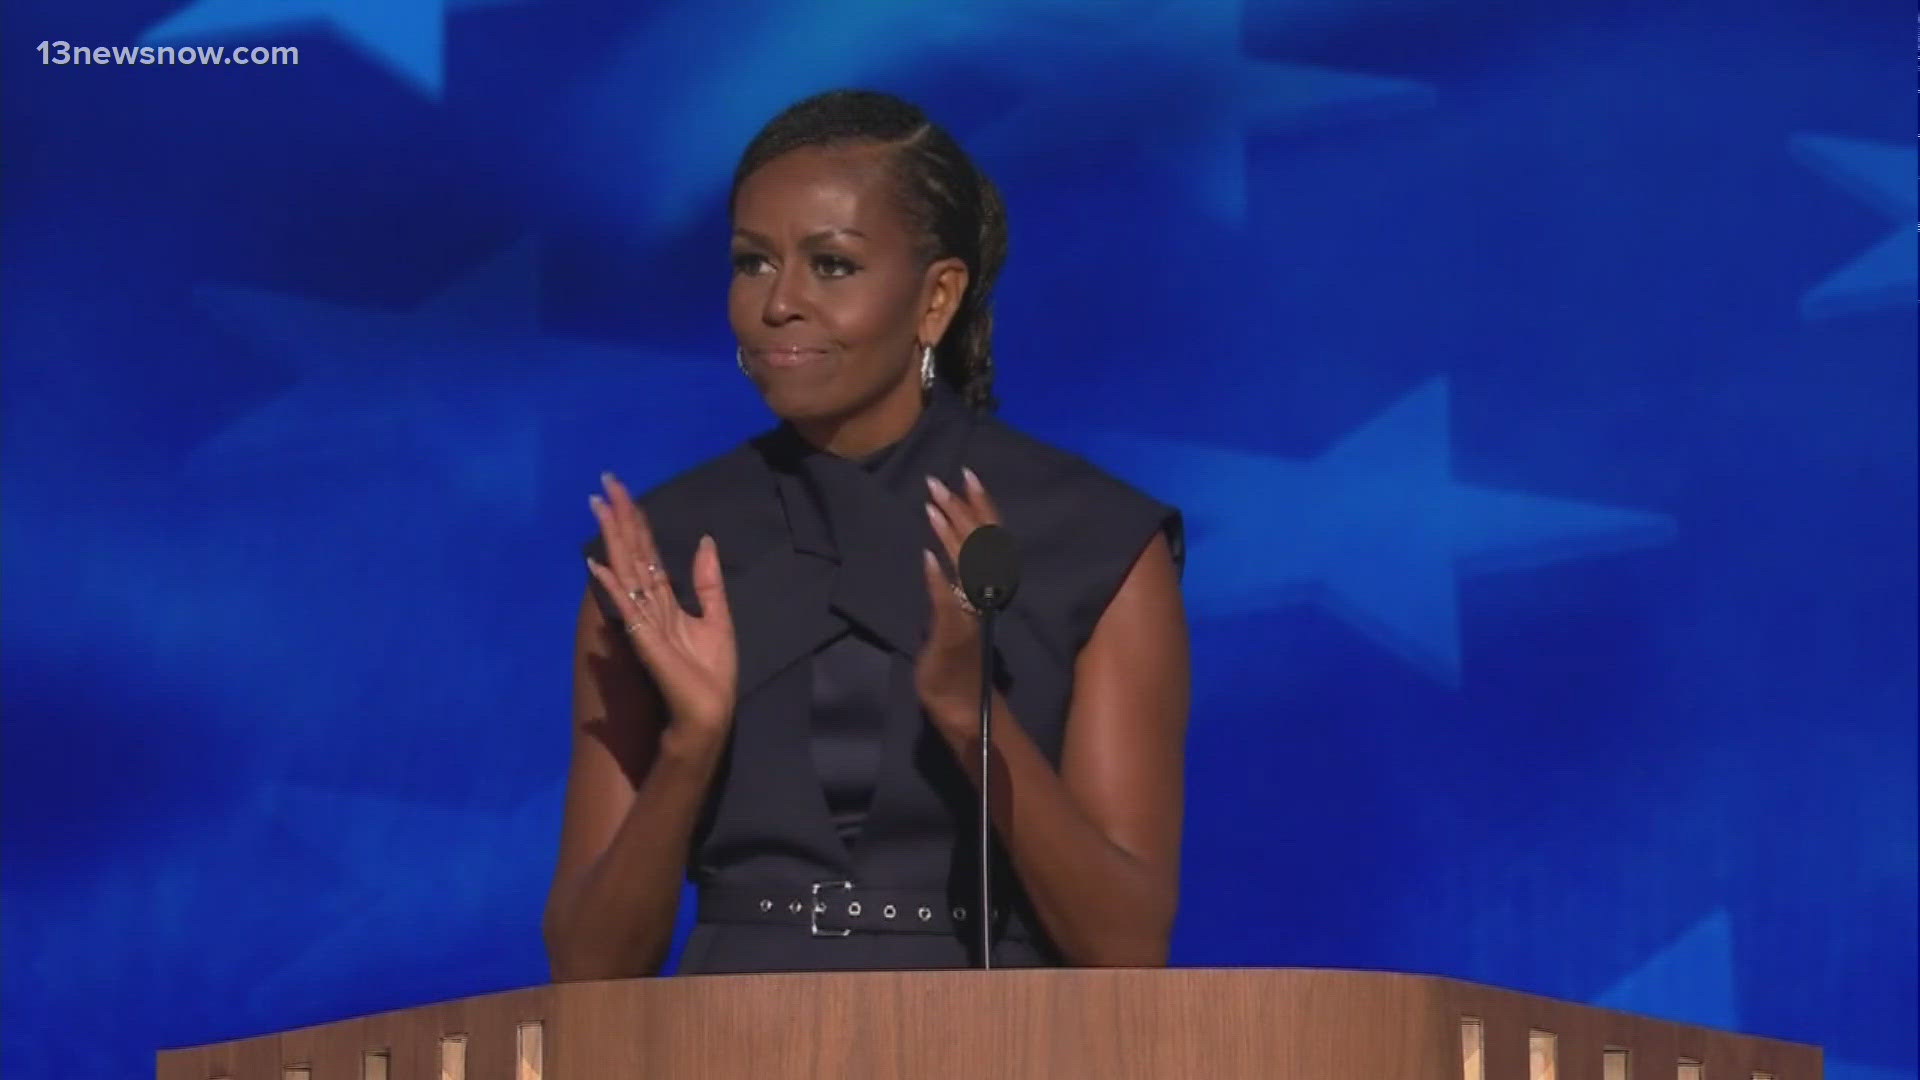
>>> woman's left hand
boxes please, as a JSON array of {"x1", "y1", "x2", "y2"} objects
[{"x1": 916, "y1": 467, "x2": 1002, "y2": 730}]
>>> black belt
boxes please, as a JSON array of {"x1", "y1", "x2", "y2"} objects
[{"x1": 697, "y1": 881, "x2": 1029, "y2": 940}]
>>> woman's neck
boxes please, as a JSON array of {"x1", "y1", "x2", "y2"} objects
[{"x1": 794, "y1": 380, "x2": 925, "y2": 459}]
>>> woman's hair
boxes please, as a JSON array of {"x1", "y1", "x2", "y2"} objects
[{"x1": 730, "y1": 89, "x2": 1006, "y2": 413}]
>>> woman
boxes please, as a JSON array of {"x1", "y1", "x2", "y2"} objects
[{"x1": 543, "y1": 89, "x2": 1189, "y2": 978}]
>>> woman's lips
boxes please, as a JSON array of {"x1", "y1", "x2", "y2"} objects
[{"x1": 753, "y1": 347, "x2": 829, "y2": 370}]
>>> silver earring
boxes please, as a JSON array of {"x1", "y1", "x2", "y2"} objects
[
  {"x1": 919, "y1": 344, "x2": 936, "y2": 391},
  {"x1": 736, "y1": 346, "x2": 748, "y2": 376}
]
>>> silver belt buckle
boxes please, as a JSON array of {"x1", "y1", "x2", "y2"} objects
[{"x1": 810, "y1": 880, "x2": 853, "y2": 937}]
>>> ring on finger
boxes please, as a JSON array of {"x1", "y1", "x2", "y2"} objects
[
  {"x1": 950, "y1": 582, "x2": 982, "y2": 617},
  {"x1": 626, "y1": 588, "x2": 649, "y2": 605}
]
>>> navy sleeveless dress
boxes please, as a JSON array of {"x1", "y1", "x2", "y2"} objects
[{"x1": 584, "y1": 383, "x2": 1181, "y2": 973}]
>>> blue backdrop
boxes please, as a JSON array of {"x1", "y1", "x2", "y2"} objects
[{"x1": 4, "y1": 1, "x2": 1913, "y2": 1077}]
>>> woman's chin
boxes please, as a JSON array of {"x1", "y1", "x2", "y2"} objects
[
  {"x1": 755, "y1": 366, "x2": 915, "y2": 430},
  {"x1": 759, "y1": 382, "x2": 849, "y2": 424}
]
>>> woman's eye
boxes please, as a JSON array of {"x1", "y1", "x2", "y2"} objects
[
  {"x1": 813, "y1": 255, "x2": 856, "y2": 278},
  {"x1": 731, "y1": 253, "x2": 769, "y2": 275}
]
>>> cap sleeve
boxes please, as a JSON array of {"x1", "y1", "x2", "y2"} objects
[
  {"x1": 989, "y1": 440, "x2": 1182, "y2": 662},
  {"x1": 1065, "y1": 491, "x2": 1182, "y2": 654}
]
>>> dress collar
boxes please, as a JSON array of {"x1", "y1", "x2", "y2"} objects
[{"x1": 746, "y1": 383, "x2": 976, "y2": 658}]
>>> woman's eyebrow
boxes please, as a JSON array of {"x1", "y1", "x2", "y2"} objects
[{"x1": 731, "y1": 226, "x2": 867, "y2": 246}]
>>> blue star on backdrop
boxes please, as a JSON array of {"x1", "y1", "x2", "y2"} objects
[
  {"x1": 236, "y1": 779, "x2": 562, "y2": 1018},
  {"x1": 139, "y1": 0, "x2": 526, "y2": 98},
  {"x1": 563, "y1": 0, "x2": 1434, "y2": 233},
  {"x1": 965, "y1": 2, "x2": 1436, "y2": 222},
  {"x1": 1791, "y1": 133, "x2": 1916, "y2": 320},
  {"x1": 1090, "y1": 378, "x2": 1676, "y2": 684},
  {"x1": 187, "y1": 240, "x2": 754, "y2": 518},
  {"x1": 1596, "y1": 908, "x2": 1739, "y2": 1032}
]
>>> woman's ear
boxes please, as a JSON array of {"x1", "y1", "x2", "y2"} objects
[{"x1": 918, "y1": 257, "x2": 970, "y2": 348}]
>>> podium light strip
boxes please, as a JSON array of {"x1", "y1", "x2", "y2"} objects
[
  {"x1": 1530, "y1": 1030, "x2": 1558, "y2": 1080},
  {"x1": 516, "y1": 1020, "x2": 544, "y2": 1080},
  {"x1": 440, "y1": 1033, "x2": 467, "y2": 1080},
  {"x1": 361, "y1": 1048, "x2": 389, "y2": 1080},
  {"x1": 1461, "y1": 1017, "x2": 1485, "y2": 1080},
  {"x1": 1678, "y1": 1058, "x2": 1703, "y2": 1080},
  {"x1": 1604, "y1": 1047, "x2": 1630, "y2": 1080}
]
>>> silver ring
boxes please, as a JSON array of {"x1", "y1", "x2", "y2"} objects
[
  {"x1": 624, "y1": 620, "x2": 644, "y2": 634},
  {"x1": 950, "y1": 583, "x2": 981, "y2": 616},
  {"x1": 626, "y1": 588, "x2": 644, "y2": 604}
]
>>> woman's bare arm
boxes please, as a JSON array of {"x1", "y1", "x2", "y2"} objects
[
  {"x1": 541, "y1": 587, "x2": 726, "y2": 981},
  {"x1": 926, "y1": 533, "x2": 1190, "y2": 965}
]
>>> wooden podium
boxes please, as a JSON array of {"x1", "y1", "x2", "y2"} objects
[{"x1": 157, "y1": 968, "x2": 1821, "y2": 1079}]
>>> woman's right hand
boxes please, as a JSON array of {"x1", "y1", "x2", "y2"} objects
[{"x1": 586, "y1": 471, "x2": 738, "y2": 742}]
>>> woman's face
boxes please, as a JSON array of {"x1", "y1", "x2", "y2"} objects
[{"x1": 729, "y1": 144, "x2": 964, "y2": 435}]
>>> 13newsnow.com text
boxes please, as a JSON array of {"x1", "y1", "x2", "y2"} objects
[{"x1": 36, "y1": 41, "x2": 300, "y2": 66}]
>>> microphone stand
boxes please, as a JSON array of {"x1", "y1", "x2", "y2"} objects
[
  {"x1": 976, "y1": 604, "x2": 996, "y2": 969},
  {"x1": 956, "y1": 522, "x2": 1017, "y2": 971}
]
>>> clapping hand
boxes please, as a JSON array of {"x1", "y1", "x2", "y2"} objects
[
  {"x1": 915, "y1": 467, "x2": 1001, "y2": 730},
  {"x1": 586, "y1": 472, "x2": 738, "y2": 739}
]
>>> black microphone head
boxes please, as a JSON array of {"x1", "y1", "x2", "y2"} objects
[{"x1": 958, "y1": 524, "x2": 1021, "y2": 612}]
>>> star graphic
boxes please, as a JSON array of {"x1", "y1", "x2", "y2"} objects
[
  {"x1": 187, "y1": 240, "x2": 753, "y2": 517},
  {"x1": 1086, "y1": 378, "x2": 1676, "y2": 684},
  {"x1": 138, "y1": 0, "x2": 523, "y2": 99},
  {"x1": 1790, "y1": 134, "x2": 1916, "y2": 320},
  {"x1": 965, "y1": 3, "x2": 1437, "y2": 223},
  {"x1": 564, "y1": 0, "x2": 1434, "y2": 232},
  {"x1": 1595, "y1": 908, "x2": 1740, "y2": 1031},
  {"x1": 235, "y1": 778, "x2": 565, "y2": 1014},
  {"x1": 1822, "y1": 1059, "x2": 1916, "y2": 1080}
]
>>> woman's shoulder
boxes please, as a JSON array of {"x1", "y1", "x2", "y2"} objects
[
  {"x1": 968, "y1": 414, "x2": 1183, "y2": 575},
  {"x1": 968, "y1": 414, "x2": 1185, "y2": 644},
  {"x1": 580, "y1": 441, "x2": 772, "y2": 563},
  {"x1": 635, "y1": 441, "x2": 768, "y2": 511},
  {"x1": 969, "y1": 413, "x2": 1175, "y2": 519}
]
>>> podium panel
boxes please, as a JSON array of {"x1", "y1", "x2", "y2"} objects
[{"x1": 157, "y1": 968, "x2": 1821, "y2": 1080}]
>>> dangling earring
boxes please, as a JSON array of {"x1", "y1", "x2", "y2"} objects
[
  {"x1": 919, "y1": 343, "x2": 936, "y2": 392},
  {"x1": 736, "y1": 346, "x2": 748, "y2": 376}
]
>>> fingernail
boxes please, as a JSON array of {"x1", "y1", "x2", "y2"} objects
[
  {"x1": 925, "y1": 502, "x2": 941, "y2": 524},
  {"x1": 962, "y1": 466, "x2": 979, "y2": 488},
  {"x1": 926, "y1": 475, "x2": 947, "y2": 497},
  {"x1": 589, "y1": 494, "x2": 603, "y2": 511}
]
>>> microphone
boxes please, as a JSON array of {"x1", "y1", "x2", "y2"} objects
[
  {"x1": 956, "y1": 524, "x2": 1020, "y2": 969},
  {"x1": 957, "y1": 524, "x2": 1020, "y2": 614}
]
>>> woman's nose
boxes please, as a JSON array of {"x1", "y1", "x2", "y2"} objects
[{"x1": 761, "y1": 265, "x2": 804, "y2": 324}]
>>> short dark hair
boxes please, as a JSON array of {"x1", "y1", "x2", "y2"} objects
[{"x1": 730, "y1": 89, "x2": 1006, "y2": 412}]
